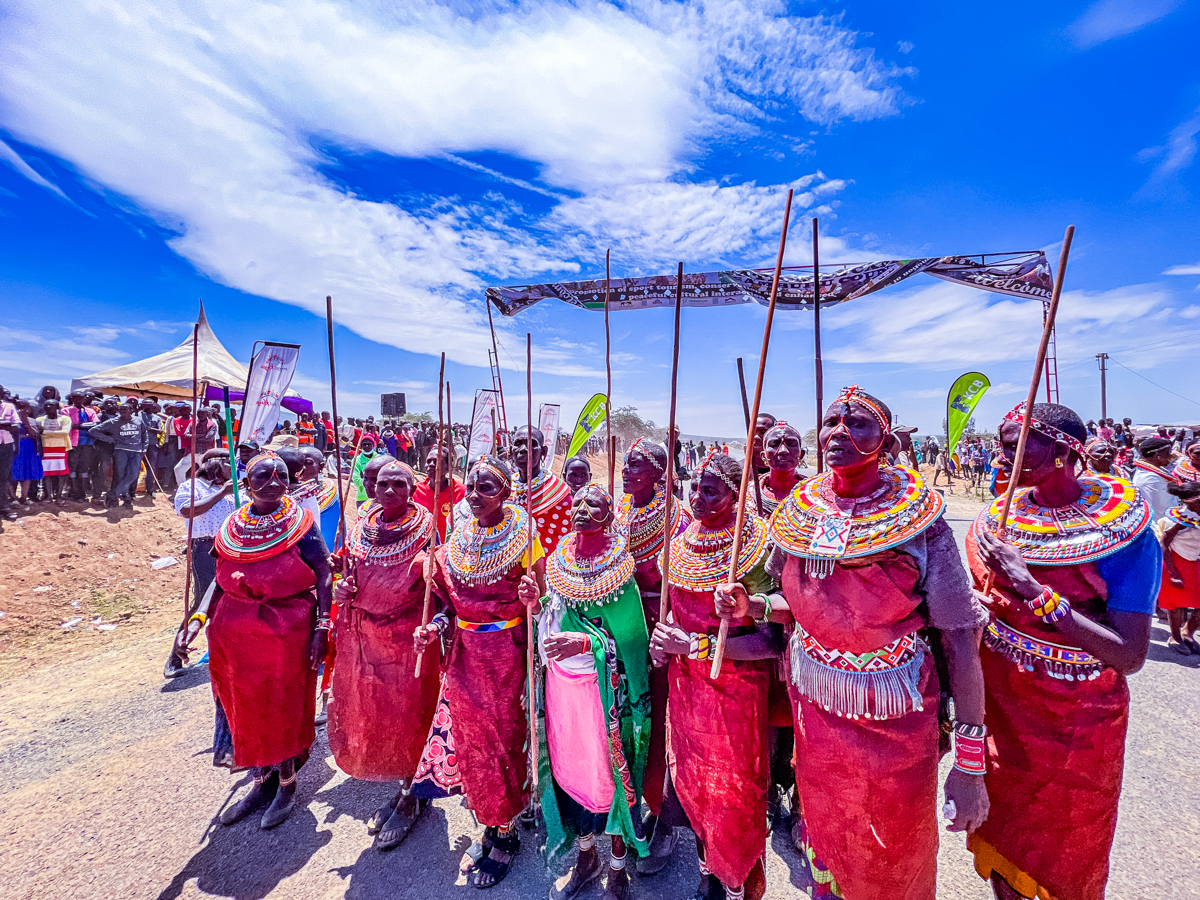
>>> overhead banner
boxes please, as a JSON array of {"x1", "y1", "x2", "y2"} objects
[
  {"x1": 946, "y1": 372, "x2": 990, "y2": 458},
  {"x1": 238, "y1": 342, "x2": 300, "y2": 446},
  {"x1": 539, "y1": 403, "x2": 562, "y2": 469},
  {"x1": 566, "y1": 394, "x2": 608, "y2": 459},
  {"x1": 467, "y1": 389, "x2": 500, "y2": 459},
  {"x1": 486, "y1": 251, "x2": 1052, "y2": 317}
]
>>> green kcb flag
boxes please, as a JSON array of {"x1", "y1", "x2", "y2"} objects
[
  {"x1": 946, "y1": 372, "x2": 990, "y2": 458},
  {"x1": 566, "y1": 393, "x2": 608, "y2": 458}
]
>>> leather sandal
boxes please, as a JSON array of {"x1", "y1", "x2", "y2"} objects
[{"x1": 470, "y1": 830, "x2": 519, "y2": 889}]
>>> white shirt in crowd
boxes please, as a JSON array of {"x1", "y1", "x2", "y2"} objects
[{"x1": 174, "y1": 478, "x2": 236, "y2": 539}]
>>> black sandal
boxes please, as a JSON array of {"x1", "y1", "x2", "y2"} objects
[
  {"x1": 460, "y1": 826, "x2": 497, "y2": 874},
  {"x1": 470, "y1": 830, "x2": 519, "y2": 889},
  {"x1": 377, "y1": 798, "x2": 426, "y2": 850}
]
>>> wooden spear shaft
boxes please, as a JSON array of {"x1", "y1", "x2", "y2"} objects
[
  {"x1": 524, "y1": 332, "x2": 539, "y2": 790},
  {"x1": 605, "y1": 249, "x2": 614, "y2": 495},
  {"x1": 659, "y1": 262, "x2": 685, "y2": 625},
  {"x1": 710, "y1": 188, "x2": 794, "y2": 679},
  {"x1": 446, "y1": 381, "x2": 455, "y2": 535},
  {"x1": 325, "y1": 296, "x2": 350, "y2": 552},
  {"x1": 180, "y1": 321, "x2": 201, "y2": 634},
  {"x1": 995, "y1": 225, "x2": 1076, "y2": 532},
  {"x1": 737, "y1": 357, "x2": 765, "y2": 517},
  {"x1": 414, "y1": 354, "x2": 447, "y2": 678},
  {"x1": 813, "y1": 218, "x2": 825, "y2": 474}
]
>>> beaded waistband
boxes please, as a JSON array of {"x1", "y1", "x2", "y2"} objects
[
  {"x1": 789, "y1": 627, "x2": 927, "y2": 721},
  {"x1": 983, "y1": 619, "x2": 1103, "y2": 681},
  {"x1": 457, "y1": 616, "x2": 523, "y2": 633}
]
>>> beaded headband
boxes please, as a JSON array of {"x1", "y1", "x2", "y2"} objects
[
  {"x1": 626, "y1": 437, "x2": 665, "y2": 474},
  {"x1": 764, "y1": 420, "x2": 802, "y2": 444},
  {"x1": 832, "y1": 385, "x2": 891, "y2": 434},
  {"x1": 246, "y1": 450, "x2": 284, "y2": 473},
  {"x1": 1004, "y1": 403, "x2": 1086, "y2": 457},
  {"x1": 695, "y1": 449, "x2": 739, "y2": 493},
  {"x1": 377, "y1": 460, "x2": 416, "y2": 483},
  {"x1": 470, "y1": 456, "x2": 512, "y2": 489}
]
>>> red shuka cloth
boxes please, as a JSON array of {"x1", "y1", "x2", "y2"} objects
[
  {"x1": 413, "y1": 479, "x2": 467, "y2": 542},
  {"x1": 782, "y1": 551, "x2": 940, "y2": 900},
  {"x1": 209, "y1": 544, "x2": 318, "y2": 769},
  {"x1": 1158, "y1": 550, "x2": 1200, "y2": 611},
  {"x1": 633, "y1": 558, "x2": 669, "y2": 816},
  {"x1": 430, "y1": 544, "x2": 530, "y2": 827},
  {"x1": 327, "y1": 550, "x2": 441, "y2": 781},
  {"x1": 667, "y1": 586, "x2": 769, "y2": 889},
  {"x1": 966, "y1": 533, "x2": 1128, "y2": 900}
]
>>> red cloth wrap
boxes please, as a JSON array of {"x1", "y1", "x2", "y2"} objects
[
  {"x1": 634, "y1": 560, "x2": 669, "y2": 816},
  {"x1": 1158, "y1": 550, "x2": 1200, "y2": 611},
  {"x1": 327, "y1": 550, "x2": 441, "y2": 781},
  {"x1": 431, "y1": 544, "x2": 530, "y2": 826},
  {"x1": 782, "y1": 551, "x2": 940, "y2": 900},
  {"x1": 966, "y1": 533, "x2": 1128, "y2": 900},
  {"x1": 210, "y1": 545, "x2": 317, "y2": 769},
  {"x1": 667, "y1": 585, "x2": 769, "y2": 888}
]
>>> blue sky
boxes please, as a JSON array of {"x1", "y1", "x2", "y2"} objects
[{"x1": 2, "y1": 0, "x2": 1199, "y2": 438}]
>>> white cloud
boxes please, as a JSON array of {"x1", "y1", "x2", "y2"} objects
[
  {"x1": 0, "y1": 137, "x2": 70, "y2": 201},
  {"x1": 1139, "y1": 105, "x2": 1200, "y2": 188},
  {"x1": 0, "y1": 325, "x2": 132, "y2": 397},
  {"x1": 0, "y1": 0, "x2": 907, "y2": 375},
  {"x1": 1067, "y1": 0, "x2": 1183, "y2": 48},
  {"x1": 1163, "y1": 262, "x2": 1200, "y2": 276}
]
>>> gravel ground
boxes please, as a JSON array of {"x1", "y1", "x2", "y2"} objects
[{"x1": 1, "y1": 482, "x2": 1197, "y2": 900}]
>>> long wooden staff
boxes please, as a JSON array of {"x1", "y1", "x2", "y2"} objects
[
  {"x1": 995, "y1": 225, "x2": 1075, "y2": 533},
  {"x1": 446, "y1": 381, "x2": 455, "y2": 535},
  {"x1": 524, "y1": 333, "x2": 539, "y2": 790},
  {"x1": 736, "y1": 357, "x2": 765, "y2": 517},
  {"x1": 605, "y1": 249, "x2": 614, "y2": 495},
  {"x1": 414, "y1": 353, "x2": 447, "y2": 678},
  {"x1": 179, "y1": 321, "x2": 201, "y2": 634},
  {"x1": 710, "y1": 189, "x2": 794, "y2": 679},
  {"x1": 813, "y1": 218, "x2": 825, "y2": 474},
  {"x1": 659, "y1": 262, "x2": 685, "y2": 625},
  {"x1": 486, "y1": 298, "x2": 510, "y2": 445},
  {"x1": 325, "y1": 296, "x2": 351, "y2": 552}
]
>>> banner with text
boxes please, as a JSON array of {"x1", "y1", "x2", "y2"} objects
[
  {"x1": 946, "y1": 372, "x2": 990, "y2": 458},
  {"x1": 467, "y1": 389, "x2": 500, "y2": 460},
  {"x1": 238, "y1": 343, "x2": 300, "y2": 446},
  {"x1": 566, "y1": 394, "x2": 608, "y2": 459},
  {"x1": 539, "y1": 403, "x2": 562, "y2": 469},
  {"x1": 487, "y1": 251, "x2": 1053, "y2": 317}
]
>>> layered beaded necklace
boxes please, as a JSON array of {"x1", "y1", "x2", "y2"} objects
[
  {"x1": 546, "y1": 531, "x2": 635, "y2": 608},
  {"x1": 616, "y1": 483, "x2": 683, "y2": 563},
  {"x1": 215, "y1": 494, "x2": 311, "y2": 562},
  {"x1": 445, "y1": 503, "x2": 532, "y2": 586},
  {"x1": 1167, "y1": 505, "x2": 1200, "y2": 529},
  {"x1": 669, "y1": 514, "x2": 769, "y2": 591},
  {"x1": 348, "y1": 503, "x2": 433, "y2": 567}
]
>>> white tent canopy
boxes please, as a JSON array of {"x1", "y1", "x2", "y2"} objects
[{"x1": 71, "y1": 303, "x2": 295, "y2": 401}]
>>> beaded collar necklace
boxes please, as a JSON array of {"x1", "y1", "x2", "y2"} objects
[
  {"x1": 1167, "y1": 506, "x2": 1200, "y2": 529},
  {"x1": 769, "y1": 465, "x2": 943, "y2": 578},
  {"x1": 1133, "y1": 458, "x2": 1182, "y2": 483},
  {"x1": 616, "y1": 483, "x2": 683, "y2": 563},
  {"x1": 1174, "y1": 457, "x2": 1200, "y2": 482},
  {"x1": 668, "y1": 514, "x2": 769, "y2": 591},
  {"x1": 348, "y1": 503, "x2": 433, "y2": 567},
  {"x1": 317, "y1": 478, "x2": 339, "y2": 511},
  {"x1": 971, "y1": 473, "x2": 1152, "y2": 566},
  {"x1": 215, "y1": 494, "x2": 312, "y2": 562},
  {"x1": 512, "y1": 469, "x2": 572, "y2": 515},
  {"x1": 445, "y1": 503, "x2": 532, "y2": 586},
  {"x1": 289, "y1": 479, "x2": 323, "y2": 503},
  {"x1": 546, "y1": 531, "x2": 635, "y2": 608}
]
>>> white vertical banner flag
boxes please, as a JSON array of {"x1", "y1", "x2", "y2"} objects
[
  {"x1": 539, "y1": 403, "x2": 562, "y2": 469},
  {"x1": 239, "y1": 343, "x2": 300, "y2": 446},
  {"x1": 468, "y1": 389, "x2": 499, "y2": 460}
]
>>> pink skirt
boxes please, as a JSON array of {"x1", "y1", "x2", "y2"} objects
[{"x1": 546, "y1": 659, "x2": 614, "y2": 814}]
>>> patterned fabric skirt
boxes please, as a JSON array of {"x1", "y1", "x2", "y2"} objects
[
  {"x1": 41, "y1": 444, "x2": 69, "y2": 476},
  {"x1": 412, "y1": 680, "x2": 464, "y2": 799}
]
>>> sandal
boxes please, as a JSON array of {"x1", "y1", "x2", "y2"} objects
[
  {"x1": 470, "y1": 830, "x2": 519, "y2": 889},
  {"x1": 367, "y1": 799, "x2": 396, "y2": 835},
  {"x1": 461, "y1": 826, "x2": 496, "y2": 875},
  {"x1": 1185, "y1": 638, "x2": 1200, "y2": 655},
  {"x1": 1168, "y1": 638, "x2": 1193, "y2": 656},
  {"x1": 377, "y1": 798, "x2": 426, "y2": 850}
]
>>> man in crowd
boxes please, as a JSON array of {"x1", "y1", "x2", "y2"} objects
[
  {"x1": 0, "y1": 385, "x2": 18, "y2": 522},
  {"x1": 139, "y1": 397, "x2": 166, "y2": 498},
  {"x1": 89, "y1": 399, "x2": 149, "y2": 509}
]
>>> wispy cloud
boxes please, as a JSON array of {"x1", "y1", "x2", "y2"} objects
[
  {"x1": 1067, "y1": 0, "x2": 1183, "y2": 49},
  {"x1": 1164, "y1": 262, "x2": 1200, "y2": 276},
  {"x1": 1138, "y1": 104, "x2": 1200, "y2": 189},
  {"x1": 0, "y1": 137, "x2": 70, "y2": 201},
  {"x1": 0, "y1": 0, "x2": 907, "y2": 375}
]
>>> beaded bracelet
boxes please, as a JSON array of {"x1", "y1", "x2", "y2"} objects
[
  {"x1": 1027, "y1": 587, "x2": 1071, "y2": 624},
  {"x1": 753, "y1": 594, "x2": 772, "y2": 625},
  {"x1": 315, "y1": 615, "x2": 333, "y2": 632},
  {"x1": 952, "y1": 721, "x2": 987, "y2": 776},
  {"x1": 431, "y1": 612, "x2": 451, "y2": 635},
  {"x1": 188, "y1": 612, "x2": 208, "y2": 628},
  {"x1": 687, "y1": 633, "x2": 713, "y2": 661}
]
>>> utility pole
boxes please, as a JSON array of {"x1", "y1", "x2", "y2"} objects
[{"x1": 1096, "y1": 353, "x2": 1109, "y2": 420}]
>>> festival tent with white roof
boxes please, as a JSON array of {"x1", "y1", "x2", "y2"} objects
[{"x1": 71, "y1": 303, "x2": 306, "y2": 410}]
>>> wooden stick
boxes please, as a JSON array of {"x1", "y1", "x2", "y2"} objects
[
  {"x1": 325, "y1": 296, "x2": 350, "y2": 553},
  {"x1": 813, "y1": 218, "x2": 824, "y2": 474},
  {"x1": 445, "y1": 381, "x2": 454, "y2": 536},
  {"x1": 179, "y1": 321, "x2": 201, "y2": 635},
  {"x1": 996, "y1": 225, "x2": 1076, "y2": 533},
  {"x1": 524, "y1": 333, "x2": 539, "y2": 790},
  {"x1": 414, "y1": 353, "x2": 447, "y2": 678},
  {"x1": 736, "y1": 357, "x2": 765, "y2": 517},
  {"x1": 486, "y1": 298, "x2": 509, "y2": 444},
  {"x1": 659, "y1": 262, "x2": 685, "y2": 625},
  {"x1": 605, "y1": 249, "x2": 614, "y2": 496},
  {"x1": 710, "y1": 189, "x2": 794, "y2": 679}
]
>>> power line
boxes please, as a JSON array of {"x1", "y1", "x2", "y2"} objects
[{"x1": 1109, "y1": 358, "x2": 1200, "y2": 409}]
